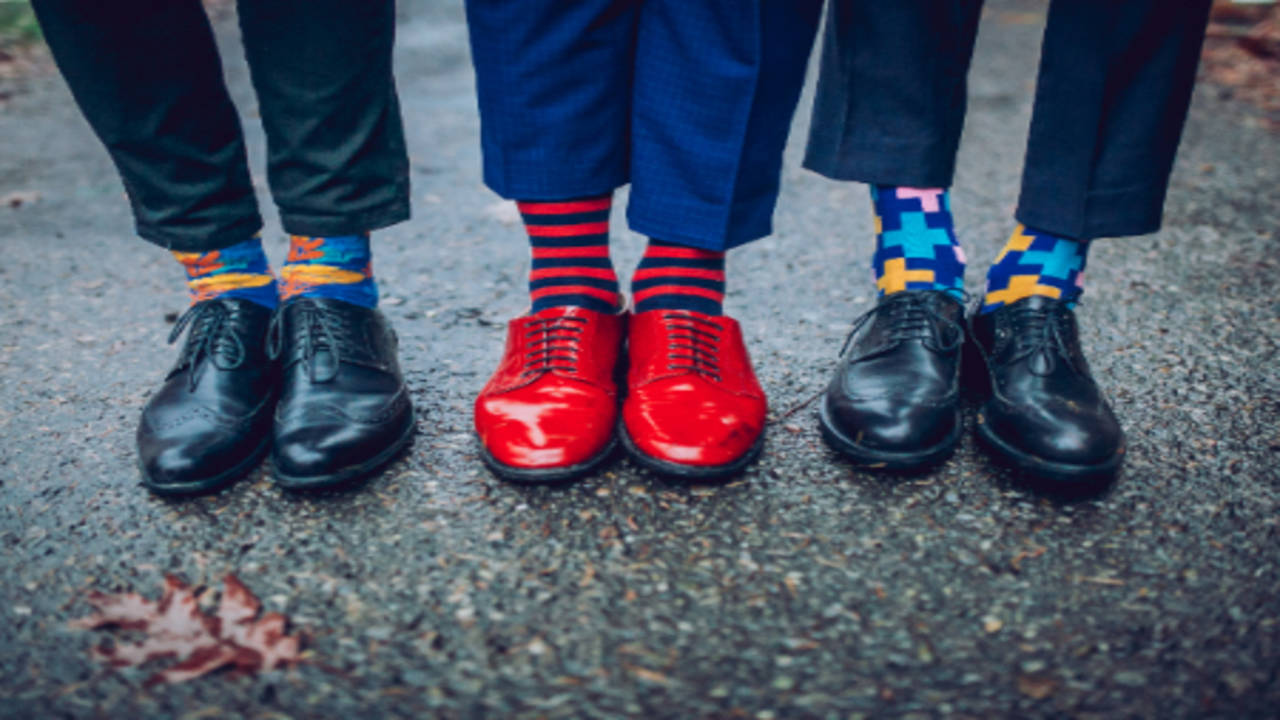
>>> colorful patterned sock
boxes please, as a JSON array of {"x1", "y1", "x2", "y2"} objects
[
  {"x1": 520, "y1": 195, "x2": 620, "y2": 314},
  {"x1": 981, "y1": 224, "x2": 1088, "y2": 313},
  {"x1": 869, "y1": 185, "x2": 966, "y2": 300},
  {"x1": 280, "y1": 234, "x2": 378, "y2": 308},
  {"x1": 631, "y1": 239, "x2": 726, "y2": 316},
  {"x1": 173, "y1": 236, "x2": 278, "y2": 309}
]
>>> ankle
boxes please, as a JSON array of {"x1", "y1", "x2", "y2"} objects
[
  {"x1": 173, "y1": 236, "x2": 278, "y2": 309},
  {"x1": 280, "y1": 234, "x2": 378, "y2": 308},
  {"x1": 870, "y1": 185, "x2": 966, "y2": 301},
  {"x1": 981, "y1": 224, "x2": 1087, "y2": 314},
  {"x1": 521, "y1": 195, "x2": 620, "y2": 314},
  {"x1": 631, "y1": 239, "x2": 726, "y2": 315}
]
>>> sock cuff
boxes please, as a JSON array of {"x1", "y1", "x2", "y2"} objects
[
  {"x1": 173, "y1": 235, "x2": 278, "y2": 308},
  {"x1": 280, "y1": 234, "x2": 378, "y2": 308},
  {"x1": 982, "y1": 223, "x2": 1089, "y2": 312}
]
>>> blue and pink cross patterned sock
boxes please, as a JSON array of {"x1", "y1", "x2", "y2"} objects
[
  {"x1": 981, "y1": 224, "x2": 1089, "y2": 313},
  {"x1": 869, "y1": 185, "x2": 966, "y2": 301},
  {"x1": 172, "y1": 236, "x2": 279, "y2": 309},
  {"x1": 279, "y1": 234, "x2": 379, "y2": 308}
]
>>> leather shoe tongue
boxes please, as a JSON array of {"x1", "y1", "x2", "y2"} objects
[
  {"x1": 311, "y1": 347, "x2": 340, "y2": 381},
  {"x1": 1028, "y1": 349, "x2": 1054, "y2": 375}
]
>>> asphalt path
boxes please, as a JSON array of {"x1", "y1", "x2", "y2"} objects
[{"x1": 1, "y1": 1, "x2": 1277, "y2": 717}]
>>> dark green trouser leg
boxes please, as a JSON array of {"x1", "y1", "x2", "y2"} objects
[{"x1": 31, "y1": 0, "x2": 409, "y2": 252}]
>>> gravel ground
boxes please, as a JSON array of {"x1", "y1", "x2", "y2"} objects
[{"x1": 1, "y1": 1, "x2": 1277, "y2": 717}]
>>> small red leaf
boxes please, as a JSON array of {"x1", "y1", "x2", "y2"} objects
[{"x1": 71, "y1": 575, "x2": 304, "y2": 684}]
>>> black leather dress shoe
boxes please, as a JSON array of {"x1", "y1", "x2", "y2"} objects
[
  {"x1": 137, "y1": 298, "x2": 277, "y2": 496},
  {"x1": 269, "y1": 297, "x2": 414, "y2": 490},
  {"x1": 819, "y1": 290, "x2": 966, "y2": 470},
  {"x1": 966, "y1": 295, "x2": 1124, "y2": 487}
]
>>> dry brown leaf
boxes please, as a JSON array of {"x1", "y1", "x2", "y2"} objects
[
  {"x1": 2, "y1": 190, "x2": 40, "y2": 208},
  {"x1": 624, "y1": 663, "x2": 671, "y2": 685},
  {"x1": 70, "y1": 574, "x2": 303, "y2": 685},
  {"x1": 1010, "y1": 545, "x2": 1047, "y2": 573},
  {"x1": 1017, "y1": 674, "x2": 1056, "y2": 700}
]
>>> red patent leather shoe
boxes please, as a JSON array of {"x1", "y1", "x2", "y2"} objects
[
  {"x1": 620, "y1": 310, "x2": 767, "y2": 479},
  {"x1": 474, "y1": 306, "x2": 625, "y2": 482}
]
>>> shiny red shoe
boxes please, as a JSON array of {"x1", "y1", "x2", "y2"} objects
[
  {"x1": 620, "y1": 310, "x2": 767, "y2": 480},
  {"x1": 474, "y1": 306, "x2": 625, "y2": 482}
]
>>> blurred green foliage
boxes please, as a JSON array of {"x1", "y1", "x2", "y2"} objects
[{"x1": 0, "y1": 2, "x2": 41, "y2": 48}]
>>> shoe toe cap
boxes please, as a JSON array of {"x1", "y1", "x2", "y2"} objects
[
  {"x1": 827, "y1": 394, "x2": 957, "y2": 453},
  {"x1": 986, "y1": 398, "x2": 1123, "y2": 467},
  {"x1": 623, "y1": 390, "x2": 765, "y2": 467},
  {"x1": 138, "y1": 427, "x2": 263, "y2": 489},
  {"x1": 273, "y1": 413, "x2": 412, "y2": 482},
  {"x1": 475, "y1": 391, "x2": 616, "y2": 469}
]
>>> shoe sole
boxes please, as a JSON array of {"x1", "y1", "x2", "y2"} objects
[
  {"x1": 817, "y1": 395, "x2": 962, "y2": 472},
  {"x1": 140, "y1": 433, "x2": 272, "y2": 497},
  {"x1": 975, "y1": 411, "x2": 1124, "y2": 490},
  {"x1": 477, "y1": 434, "x2": 619, "y2": 485},
  {"x1": 272, "y1": 410, "x2": 417, "y2": 491},
  {"x1": 617, "y1": 419, "x2": 764, "y2": 482}
]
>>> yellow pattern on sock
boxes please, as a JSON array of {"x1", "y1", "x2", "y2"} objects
[
  {"x1": 992, "y1": 224, "x2": 1036, "y2": 264},
  {"x1": 876, "y1": 257, "x2": 936, "y2": 295},
  {"x1": 983, "y1": 274, "x2": 1062, "y2": 307}
]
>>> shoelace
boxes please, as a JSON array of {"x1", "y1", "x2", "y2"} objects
[
  {"x1": 268, "y1": 299, "x2": 361, "y2": 383},
  {"x1": 168, "y1": 301, "x2": 247, "y2": 391},
  {"x1": 661, "y1": 311, "x2": 722, "y2": 382},
  {"x1": 839, "y1": 292, "x2": 965, "y2": 360},
  {"x1": 521, "y1": 315, "x2": 587, "y2": 379},
  {"x1": 1001, "y1": 301, "x2": 1077, "y2": 376}
]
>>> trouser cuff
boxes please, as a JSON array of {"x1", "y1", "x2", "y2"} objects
[{"x1": 1017, "y1": 179, "x2": 1170, "y2": 240}]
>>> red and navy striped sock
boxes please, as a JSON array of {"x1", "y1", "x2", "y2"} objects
[
  {"x1": 631, "y1": 239, "x2": 726, "y2": 316},
  {"x1": 520, "y1": 195, "x2": 620, "y2": 314}
]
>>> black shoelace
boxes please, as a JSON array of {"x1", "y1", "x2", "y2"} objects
[
  {"x1": 168, "y1": 301, "x2": 247, "y2": 391},
  {"x1": 1001, "y1": 301, "x2": 1077, "y2": 376},
  {"x1": 268, "y1": 299, "x2": 362, "y2": 383},
  {"x1": 839, "y1": 291, "x2": 964, "y2": 360},
  {"x1": 521, "y1": 315, "x2": 587, "y2": 379},
  {"x1": 661, "y1": 311, "x2": 722, "y2": 382}
]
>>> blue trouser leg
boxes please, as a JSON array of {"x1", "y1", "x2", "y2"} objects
[
  {"x1": 804, "y1": 0, "x2": 1212, "y2": 241},
  {"x1": 465, "y1": 0, "x2": 821, "y2": 251},
  {"x1": 627, "y1": 0, "x2": 822, "y2": 250},
  {"x1": 464, "y1": 0, "x2": 641, "y2": 201}
]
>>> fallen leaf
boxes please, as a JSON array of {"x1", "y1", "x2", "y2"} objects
[
  {"x1": 1010, "y1": 545, "x2": 1047, "y2": 573},
  {"x1": 70, "y1": 574, "x2": 303, "y2": 685},
  {"x1": 623, "y1": 663, "x2": 671, "y2": 685},
  {"x1": 1076, "y1": 575, "x2": 1125, "y2": 586},
  {"x1": 982, "y1": 616, "x2": 1003, "y2": 634},
  {"x1": 1017, "y1": 674, "x2": 1056, "y2": 700},
  {"x1": 3, "y1": 190, "x2": 41, "y2": 208}
]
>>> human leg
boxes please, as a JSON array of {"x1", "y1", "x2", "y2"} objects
[
  {"x1": 31, "y1": 0, "x2": 275, "y2": 494},
  {"x1": 619, "y1": 0, "x2": 821, "y2": 479},
  {"x1": 467, "y1": 0, "x2": 639, "y2": 482}
]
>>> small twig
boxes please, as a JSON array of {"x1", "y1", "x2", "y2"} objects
[{"x1": 773, "y1": 389, "x2": 824, "y2": 422}]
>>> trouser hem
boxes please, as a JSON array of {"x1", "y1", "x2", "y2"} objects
[
  {"x1": 135, "y1": 216, "x2": 265, "y2": 253},
  {"x1": 278, "y1": 197, "x2": 411, "y2": 238},
  {"x1": 1016, "y1": 180, "x2": 1169, "y2": 241},
  {"x1": 803, "y1": 134, "x2": 959, "y2": 189}
]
